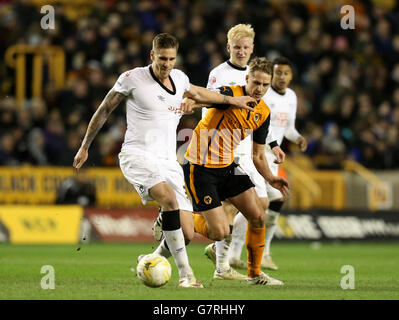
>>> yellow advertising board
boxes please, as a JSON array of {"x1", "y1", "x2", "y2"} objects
[
  {"x1": 0, "y1": 167, "x2": 152, "y2": 208},
  {"x1": 0, "y1": 205, "x2": 83, "y2": 244}
]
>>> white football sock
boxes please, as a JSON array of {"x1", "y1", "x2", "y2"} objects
[
  {"x1": 264, "y1": 209, "x2": 280, "y2": 257},
  {"x1": 215, "y1": 234, "x2": 232, "y2": 271},
  {"x1": 163, "y1": 228, "x2": 193, "y2": 279},
  {"x1": 228, "y1": 212, "x2": 247, "y2": 262},
  {"x1": 153, "y1": 238, "x2": 172, "y2": 258}
]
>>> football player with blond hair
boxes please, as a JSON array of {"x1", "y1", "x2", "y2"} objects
[
  {"x1": 199, "y1": 24, "x2": 284, "y2": 280},
  {"x1": 184, "y1": 57, "x2": 288, "y2": 285}
]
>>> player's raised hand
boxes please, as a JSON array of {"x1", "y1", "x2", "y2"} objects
[
  {"x1": 73, "y1": 147, "x2": 88, "y2": 170},
  {"x1": 272, "y1": 145, "x2": 285, "y2": 164},
  {"x1": 269, "y1": 175, "x2": 290, "y2": 197},
  {"x1": 229, "y1": 95, "x2": 256, "y2": 111}
]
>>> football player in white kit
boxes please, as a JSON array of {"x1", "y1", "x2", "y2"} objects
[
  {"x1": 229, "y1": 57, "x2": 308, "y2": 270},
  {"x1": 73, "y1": 33, "x2": 256, "y2": 288},
  {"x1": 199, "y1": 24, "x2": 285, "y2": 280}
]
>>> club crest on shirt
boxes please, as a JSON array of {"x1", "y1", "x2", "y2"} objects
[
  {"x1": 157, "y1": 95, "x2": 166, "y2": 102},
  {"x1": 254, "y1": 113, "x2": 261, "y2": 123}
]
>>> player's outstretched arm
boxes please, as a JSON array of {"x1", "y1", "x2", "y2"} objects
[
  {"x1": 180, "y1": 96, "x2": 211, "y2": 114},
  {"x1": 73, "y1": 89, "x2": 125, "y2": 169},
  {"x1": 252, "y1": 142, "x2": 289, "y2": 196},
  {"x1": 185, "y1": 84, "x2": 256, "y2": 111}
]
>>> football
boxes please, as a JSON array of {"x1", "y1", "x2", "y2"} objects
[{"x1": 136, "y1": 253, "x2": 172, "y2": 288}]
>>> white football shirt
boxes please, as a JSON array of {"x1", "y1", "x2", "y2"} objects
[
  {"x1": 113, "y1": 65, "x2": 190, "y2": 160},
  {"x1": 204, "y1": 61, "x2": 256, "y2": 155},
  {"x1": 263, "y1": 86, "x2": 301, "y2": 158},
  {"x1": 203, "y1": 61, "x2": 248, "y2": 118}
]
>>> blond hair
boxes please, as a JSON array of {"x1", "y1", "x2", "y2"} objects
[
  {"x1": 248, "y1": 57, "x2": 272, "y2": 75},
  {"x1": 227, "y1": 24, "x2": 255, "y2": 43}
]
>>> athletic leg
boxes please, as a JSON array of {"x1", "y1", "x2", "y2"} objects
[
  {"x1": 229, "y1": 196, "x2": 268, "y2": 269},
  {"x1": 198, "y1": 206, "x2": 247, "y2": 280},
  {"x1": 262, "y1": 197, "x2": 284, "y2": 270},
  {"x1": 228, "y1": 188, "x2": 265, "y2": 277},
  {"x1": 184, "y1": 162, "x2": 246, "y2": 280},
  {"x1": 228, "y1": 188, "x2": 283, "y2": 285},
  {"x1": 149, "y1": 182, "x2": 194, "y2": 280},
  {"x1": 211, "y1": 201, "x2": 237, "y2": 270},
  {"x1": 153, "y1": 209, "x2": 194, "y2": 258}
]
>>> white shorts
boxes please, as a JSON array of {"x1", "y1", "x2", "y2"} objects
[
  {"x1": 238, "y1": 153, "x2": 283, "y2": 202},
  {"x1": 118, "y1": 151, "x2": 193, "y2": 211},
  {"x1": 237, "y1": 155, "x2": 268, "y2": 199}
]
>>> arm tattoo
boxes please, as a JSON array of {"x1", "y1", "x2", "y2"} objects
[{"x1": 81, "y1": 90, "x2": 125, "y2": 149}]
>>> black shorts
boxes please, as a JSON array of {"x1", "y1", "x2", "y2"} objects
[{"x1": 183, "y1": 161, "x2": 255, "y2": 212}]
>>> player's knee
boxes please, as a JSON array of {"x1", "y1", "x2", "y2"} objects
[
  {"x1": 247, "y1": 209, "x2": 266, "y2": 228},
  {"x1": 208, "y1": 225, "x2": 229, "y2": 241},
  {"x1": 158, "y1": 196, "x2": 179, "y2": 211}
]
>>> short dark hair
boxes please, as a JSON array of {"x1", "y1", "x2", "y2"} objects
[
  {"x1": 272, "y1": 57, "x2": 292, "y2": 70},
  {"x1": 152, "y1": 33, "x2": 179, "y2": 51}
]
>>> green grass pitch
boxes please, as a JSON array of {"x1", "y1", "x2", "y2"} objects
[{"x1": 0, "y1": 242, "x2": 398, "y2": 300}]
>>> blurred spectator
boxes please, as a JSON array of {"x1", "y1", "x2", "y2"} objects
[
  {"x1": 305, "y1": 124, "x2": 323, "y2": 157},
  {"x1": 58, "y1": 131, "x2": 82, "y2": 166},
  {"x1": 0, "y1": 133, "x2": 19, "y2": 166},
  {"x1": 56, "y1": 170, "x2": 96, "y2": 207},
  {"x1": 321, "y1": 122, "x2": 346, "y2": 161},
  {"x1": 0, "y1": 0, "x2": 398, "y2": 169},
  {"x1": 26, "y1": 128, "x2": 48, "y2": 165},
  {"x1": 43, "y1": 116, "x2": 67, "y2": 164}
]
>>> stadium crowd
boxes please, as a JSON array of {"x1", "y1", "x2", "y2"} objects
[{"x1": 0, "y1": 0, "x2": 399, "y2": 169}]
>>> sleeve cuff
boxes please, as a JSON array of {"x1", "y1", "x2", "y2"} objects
[{"x1": 268, "y1": 140, "x2": 278, "y2": 149}]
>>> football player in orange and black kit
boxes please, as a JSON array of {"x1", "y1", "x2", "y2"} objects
[{"x1": 183, "y1": 57, "x2": 289, "y2": 285}]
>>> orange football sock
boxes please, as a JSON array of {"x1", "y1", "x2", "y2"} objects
[
  {"x1": 245, "y1": 224, "x2": 266, "y2": 277},
  {"x1": 193, "y1": 213, "x2": 208, "y2": 238}
]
